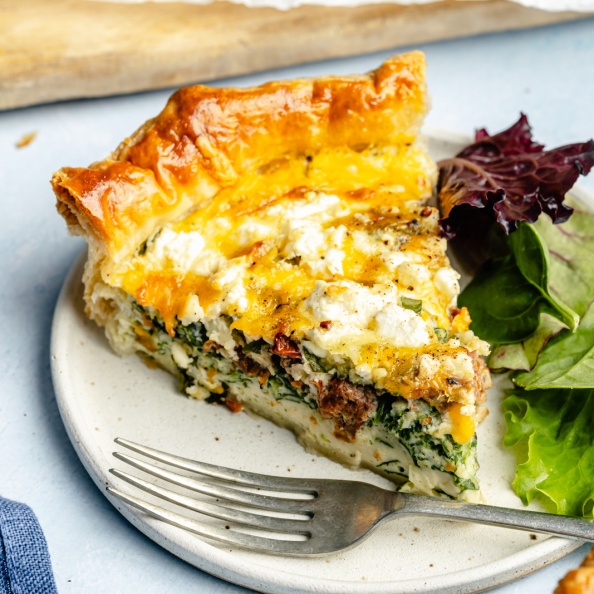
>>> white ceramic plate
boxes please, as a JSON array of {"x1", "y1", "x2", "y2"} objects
[{"x1": 50, "y1": 130, "x2": 590, "y2": 594}]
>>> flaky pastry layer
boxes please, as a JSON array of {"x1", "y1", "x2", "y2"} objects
[{"x1": 52, "y1": 51, "x2": 427, "y2": 268}]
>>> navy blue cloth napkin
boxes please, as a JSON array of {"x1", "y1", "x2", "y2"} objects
[{"x1": 0, "y1": 496, "x2": 58, "y2": 594}]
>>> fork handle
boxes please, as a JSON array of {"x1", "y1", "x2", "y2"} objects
[{"x1": 395, "y1": 493, "x2": 594, "y2": 542}]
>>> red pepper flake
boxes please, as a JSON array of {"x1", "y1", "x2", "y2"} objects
[
  {"x1": 225, "y1": 400, "x2": 243, "y2": 413},
  {"x1": 420, "y1": 206, "x2": 433, "y2": 217},
  {"x1": 272, "y1": 332, "x2": 301, "y2": 358},
  {"x1": 320, "y1": 320, "x2": 332, "y2": 330}
]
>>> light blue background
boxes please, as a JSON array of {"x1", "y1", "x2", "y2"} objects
[{"x1": 1, "y1": 14, "x2": 594, "y2": 593}]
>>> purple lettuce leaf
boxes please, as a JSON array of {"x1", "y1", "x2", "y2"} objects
[{"x1": 438, "y1": 114, "x2": 594, "y2": 239}]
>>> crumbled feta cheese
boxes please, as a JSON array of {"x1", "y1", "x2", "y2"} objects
[
  {"x1": 417, "y1": 354, "x2": 442, "y2": 379},
  {"x1": 351, "y1": 230, "x2": 377, "y2": 255},
  {"x1": 210, "y1": 261, "x2": 249, "y2": 313},
  {"x1": 203, "y1": 317, "x2": 237, "y2": 358},
  {"x1": 396, "y1": 262, "x2": 432, "y2": 292},
  {"x1": 324, "y1": 248, "x2": 345, "y2": 275},
  {"x1": 433, "y1": 267, "x2": 460, "y2": 305},
  {"x1": 268, "y1": 192, "x2": 343, "y2": 221},
  {"x1": 382, "y1": 250, "x2": 411, "y2": 270},
  {"x1": 374, "y1": 302, "x2": 429, "y2": 346},
  {"x1": 150, "y1": 229, "x2": 203, "y2": 268},
  {"x1": 147, "y1": 227, "x2": 225, "y2": 276},
  {"x1": 179, "y1": 294, "x2": 205, "y2": 325},
  {"x1": 372, "y1": 367, "x2": 388, "y2": 381},
  {"x1": 171, "y1": 342, "x2": 191, "y2": 369},
  {"x1": 417, "y1": 351, "x2": 476, "y2": 404},
  {"x1": 354, "y1": 362, "x2": 372, "y2": 382},
  {"x1": 235, "y1": 220, "x2": 275, "y2": 246},
  {"x1": 304, "y1": 280, "x2": 430, "y2": 360},
  {"x1": 285, "y1": 222, "x2": 325, "y2": 260},
  {"x1": 457, "y1": 331, "x2": 490, "y2": 356},
  {"x1": 283, "y1": 218, "x2": 347, "y2": 276},
  {"x1": 305, "y1": 280, "x2": 379, "y2": 327}
]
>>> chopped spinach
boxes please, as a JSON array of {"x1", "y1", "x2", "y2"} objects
[
  {"x1": 266, "y1": 374, "x2": 317, "y2": 409},
  {"x1": 205, "y1": 391, "x2": 227, "y2": 405},
  {"x1": 243, "y1": 338, "x2": 268, "y2": 354},
  {"x1": 302, "y1": 348, "x2": 328, "y2": 372},
  {"x1": 176, "y1": 321, "x2": 207, "y2": 348},
  {"x1": 433, "y1": 488, "x2": 455, "y2": 499},
  {"x1": 373, "y1": 394, "x2": 478, "y2": 491}
]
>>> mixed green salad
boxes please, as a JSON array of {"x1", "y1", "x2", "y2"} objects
[{"x1": 437, "y1": 114, "x2": 594, "y2": 517}]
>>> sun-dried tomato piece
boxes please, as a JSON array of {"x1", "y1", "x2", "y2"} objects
[{"x1": 272, "y1": 332, "x2": 301, "y2": 359}]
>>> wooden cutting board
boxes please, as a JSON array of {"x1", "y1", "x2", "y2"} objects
[{"x1": 0, "y1": 0, "x2": 586, "y2": 110}]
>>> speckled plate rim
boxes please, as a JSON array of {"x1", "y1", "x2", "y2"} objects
[{"x1": 50, "y1": 128, "x2": 590, "y2": 594}]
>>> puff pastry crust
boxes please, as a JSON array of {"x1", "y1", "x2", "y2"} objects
[{"x1": 52, "y1": 51, "x2": 427, "y2": 267}]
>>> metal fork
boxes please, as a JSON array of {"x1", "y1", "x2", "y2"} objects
[{"x1": 108, "y1": 437, "x2": 594, "y2": 555}]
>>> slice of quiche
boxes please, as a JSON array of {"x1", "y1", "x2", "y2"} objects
[{"x1": 52, "y1": 51, "x2": 491, "y2": 502}]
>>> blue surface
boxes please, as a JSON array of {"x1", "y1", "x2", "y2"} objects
[{"x1": 1, "y1": 15, "x2": 594, "y2": 593}]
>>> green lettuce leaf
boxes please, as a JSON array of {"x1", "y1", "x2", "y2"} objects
[
  {"x1": 534, "y1": 199, "x2": 594, "y2": 318},
  {"x1": 515, "y1": 304, "x2": 594, "y2": 389},
  {"x1": 458, "y1": 254, "x2": 545, "y2": 344},
  {"x1": 508, "y1": 223, "x2": 579, "y2": 331},
  {"x1": 510, "y1": 197, "x2": 594, "y2": 387},
  {"x1": 461, "y1": 195, "x2": 594, "y2": 375},
  {"x1": 489, "y1": 313, "x2": 568, "y2": 372},
  {"x1": 458, "y1": 220, "x2": 577, "y2": 345},
  {"x1": 503, "y1": 387, "x2": 594, "y2": 517}
]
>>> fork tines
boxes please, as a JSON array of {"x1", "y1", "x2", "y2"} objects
[{"x1": 108, "y1": 438, "x2": 320, "y2": 554}]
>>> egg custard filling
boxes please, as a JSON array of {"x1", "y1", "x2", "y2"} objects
[{"x1": 52, "y1": 51, "x2": 491, "y2": 501}]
